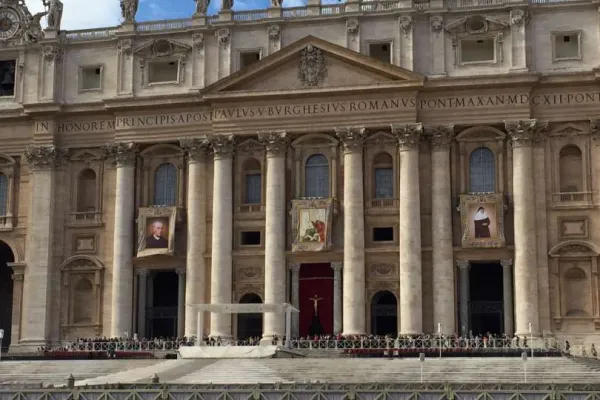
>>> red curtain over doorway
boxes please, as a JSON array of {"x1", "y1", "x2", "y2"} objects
[{"x1": 299, "y1": 263, "x2": 333, "y2": 336}]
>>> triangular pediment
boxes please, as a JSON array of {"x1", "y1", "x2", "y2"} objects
[{"x1": 202, "y1": 36, "x2": 424, "y2": 98}]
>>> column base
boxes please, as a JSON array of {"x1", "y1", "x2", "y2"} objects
[{"x1": 15, "y1": 339, "x2": 48, "y2": 353}]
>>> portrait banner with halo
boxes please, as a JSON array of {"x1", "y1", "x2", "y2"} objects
[
  {"x1": 460, "y1": 194, "x2": 505, "y2": 248},
  {"x1": 292, "y1": 198, "x2": 334, "y2": 252},
  {"x1": 136, "y1": 206, "x2": 177, "y2": 257}
]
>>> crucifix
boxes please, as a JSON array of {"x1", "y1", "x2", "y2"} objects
[{"x1": 309, "y1": 294, "x2": 323, "y2": 316}]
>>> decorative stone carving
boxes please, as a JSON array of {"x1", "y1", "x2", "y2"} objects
[
  {"x1": 426, "y1": 124, "x2": 455, "y2": 151},
  {"x1": 456, "y1": 259, "x2": 470, "y2": 269},
  {"x1": 12, "y1": 273, "x2": 23, "y2": 281},
  {"x1": 180, "y1": 137, "x2": 209, "y2": 164},
  {"x1": 238, "y1": 266, "x2": 261, "y2": 279},
  {"x1": 194, "y1": 0, "x2": 209, "y2": 14},
  {"x1": 136, "y1": 268, "x2": 150, "y2": 277},
  {"x1": 298, "y1": 45, "x2": 327, "y2": 87},
  {"x1": 117, "y1": 39, "x2": 133, "y2": 56},
  {"x1": 371, "y1": 264, "x2": 395, "y2": 276},
  {"x1": 335, "y1": 126, "x2": 366, "y2": 153},
  {"x1": 289, "y1": 263, "x2": 300, "y2": 273},
  {"x1": 590, "y1": 119, "x2": 600, "y2": 144},
  {"x1": 0, "y1": 2, "x2": 45, "y2": 46},
  {"x1": 391, "y1": 123, "x2": 424, "y2": 151},
  {"x1": 505, "y1": 119, "x2": 548, "y2": 148},
  {"x1": 216, "y1": 28, "x2": 230, "y2": 47},
  {"x1": 120, "y1": 0, "x2": 138, "y2": 22},
  {"x1": 560, "y1": 245, "x2": 590, "y2": 254},
  {"x1": 331, "y1": 262, "x2": 343, "y2": 272},
  {"x1": 258, "y1": 130, "x2": 288, "y2": 157},
  {"x1": 236, "y1": 283, "x2": 263, "y2": 301},
  {"x1": 222, "y1": 0, "x2": 233, "y2": 10},
  {"x1": 207, "y1": 135, "x2": 235, "y2": 159},
  {"x1": 192, "y1": 33, "x2": 204, "y2": 52},
  {"x1": 430, "y1": 15, "x2": 444, "y2": 34},
  {"x1": 43, "y1": 0, "x2": 63, "y2": 31},
  {"x1": 346, "y1": 19, "x2": 359, "y2": 35},
  {"x1": 236, "y1": 139, "x2": 263, "y2": 156},
  {"x1": 25, "y1": 145, "x2": 67, "y2": 170},
  {"x1": 399, "y1": 15, "x2": 413, "y2": 37},
  {"x1": 22, "y1": 11, "x2": 46, "y2": 44},
  {"x1": 500, "y1": 259, "x2": 513, "y2": 268},
  {"x1": 270, "y1": 0, "x2": 283, "y2": 7},
  {"x1": 268, "y1": 25, "x2": 280, "y2": 41},
  {"x1": 43, "y1": 45, "x2": 63, "y2": 61},
  {"x1": 510, "y1": 9, "x2": 529, "y2": 27},
  {"x1": 102, "y1": 142, "x2": 137, "y2": 168}
]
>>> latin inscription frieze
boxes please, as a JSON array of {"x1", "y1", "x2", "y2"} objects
[{"x1": 32, "y1": 91, "x2": 600, "y2": 134}]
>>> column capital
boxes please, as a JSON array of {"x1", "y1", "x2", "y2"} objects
[
  {"x1": 289, "y1": 263, "x2": 300, "y2": 273},
  {"x1": 504, "y1": 119, "x2": 548, "y2": 148},
  {"x1": 207, "y1": 134, "x2": 235, "y2": 160},
  {"x1": 335, "y1": 126, "x2": 366, "y2": 154},
  {"x1": 590, "y1": 119, "x2": 600, "y2": 145},
  {"x1": 426, "y1": 124, "x2": 455, "y2": 151},
  {"x1": 180, "y1": 137, "x2": 209, "y2": 163},
  {"x1": 258, "y1": 130, "x2": 289, "y2": 157},
  {"x1": 11, "y1": 273, "x2": 24, "y2": 281},
  {"x1": 136, "y1": 268, "x2": 150, "y2": 277},
  {"x1": 500, "y1": 259, "x2": 513, "y2": 268},
  {"x1": 176, "y1": 267, "x2": 186, "y2": 276},
  {"x1": 25, "y1": 145, "x2": 68, "y2": 171},
  {"x1": 331, "y1": 261, "x2": 343, "y2": 271},
  {"x1": 391, "y1": 123, "x2": 423, "y2": 151},
  {"x1": 102, "y1": 142, "x2": 137, "y2": 168},
  {"x1": 456, "y1": 259, "x2": 470, "y2": 269}
]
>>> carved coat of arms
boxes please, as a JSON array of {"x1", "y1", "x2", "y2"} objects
[{"x1": 298, "y1": 45, "x2": 327, "y2": 87}]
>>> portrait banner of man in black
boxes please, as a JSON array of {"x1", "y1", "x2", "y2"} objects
[{"x1": 136, "y1": 207, "x2": 177, "y2": 257}]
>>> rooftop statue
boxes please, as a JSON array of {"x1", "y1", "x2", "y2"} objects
[
  {"x1": 43, "y1": 0, "x2": 63, "y2": 31},
  {"x1": 120, "y1": 0, "x2": 139, "y2": 23},
  {"x1": 194, "y1": 0, "x2": 209, "y2": 15}
]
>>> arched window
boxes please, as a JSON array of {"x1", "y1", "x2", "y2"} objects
[
  {"x1": 73, "y1": 278, "x2": 94, "y2": 324},
  {"x1": 373, "y1": 152, "x2": 393, "y2": 199},
  {"x1": 154, "y1": 163, "x2": 177, "y2": 206},
  {"x1": 243, "y1": 158, "x2": 262, "y2": 204},
  {"x1": 559, "y1": 145, "x2": 583, "y2": 193},
  {"x1": 77, "y1": 169, "x2": 97, "y2": 212},
  {"x1": 469, "y1": 147, "x2": 495, "y2": 193},
  {"x1": 305, "y1": 154, "x2": 329, "y2": 198},
  {"x1": 0, "y1": 173, "x2": 8, "y2": 216}
]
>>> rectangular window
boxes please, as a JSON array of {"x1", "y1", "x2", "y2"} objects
[
  {"x1": 368, "y1": 42, "x2": 392, "y2": 64},
  {"x1": 245, "y1": 173, "x2": 261, "y2": 204},
  {"x1": 0, "y1": 60, "x2": 16, "y2": 97},
  {"x1": 553, "y1": 32, "x2": 581, "y2": 61},
  {"x1": 241, "y1": 231, "x2": 261, "y2": 246},
  {"x1": 239, "y1": 50, "x2": 261, "y2": 69},
  {"x1": 373, "y1": 227, "x2": 394, "y2": 242},
  {"x1": 375, "y1": 167, "x2": 393, "y2": 198},
  {"x1": 79, "y1": 65, "x2": 103, "y2": 91},
  {"x1": 460, "y1": 38, "x2": 495, "y2": 64},
  {"x1": 148, "y1": 60, "x2": 179, "y2": 84}
]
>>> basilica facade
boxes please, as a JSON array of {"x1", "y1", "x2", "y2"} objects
[{"x1": 0, "y1": 0, "x2": 598, "y2": 351}]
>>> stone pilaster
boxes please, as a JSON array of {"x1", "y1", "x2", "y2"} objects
[
  {"x1": 103, "y1": 142, "x2": 137, "y2": 338},
  {"x1": 457, "y1": 260, "x2": 470, "y2": 335},
  {"x1": 392, "y1": 123, "x2": 423, "y2": 335},
  {"x1": 289, "y1": 263, "x2": 300, "y2": 337},
  {"x1": 398, "y1": 16, "x2": 414, "y2": 69},
  {"x1": 509, "y1": 9, "x2": 529, "y2": 72},
  {"x1": 136, "y1": 269, "x2": 149, "y2": 337},
  {"x1": 207, "y1": 134, "x2": 235, "y2": 339},
  {"x1": 428, "y1": 125, "x2": 455, "y2": 334},
  {"x1": 20, "y1": 145, "x2": 66, "y2": 349},
  {"x1": 505, "y1": 119, "x2": 547, "y2": 336},
  {"x1": 9, "y1": 263, "x2": 25, "y2": 352},
  {"x1": 335, "y1": 126, "x2": 367, "y2": 335},
  {"x1": 331, "y1": 262, "x2": 343, "y2": 335},
  {"x1": 501, "y1": 259, "x2": 514, "y2": 335},
  {"x1": 258, "y1": 131, "x2": 289, "y2": 340},
  {"x1": 429, "y1": 16, "x2": 445, "y2": 76},
  {"x1": 176, "y1": 268, "x2": 186, "y2": 337},
  {"x1": 180, "y1": 138, "x2": 209, "y2": 337}
]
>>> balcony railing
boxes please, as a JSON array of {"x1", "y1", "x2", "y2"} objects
[
  {"x1": 552, "y1": 191, "x2": 593, "y2": 203},
  {"x1": 68, "y1": 211, "x2": 102, "y2": 224},
  {"x1": 370, "y1": 198, "x2": 398, "y2": 208},
  {"x1": 136, "y1": 19, "x2": 194, "y2": 32},
  {"x1": 64, "y1": 27, "x2": 118, "y2": 41},
  {"x1": 0, "y1": 214, "x2": 13, "y2": 230},
  {"x1": 237, "y1": 204, "x2": 264, "y2": 213}
]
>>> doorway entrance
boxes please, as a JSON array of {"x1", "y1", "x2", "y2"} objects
[
  {"x1": 237, "y1": 293, "x2": 263, "y2": 340},
  {"x1": 469, "y1": 262, "x2": 503, "y2": 335},
  {"x1": 149, "y1": 270, "x2": 178, "y2": 338},
  {"x1": 370, "y1": 290, "x2": 398, "y2": 336},
  {"x1": 0, "y1": 241, "x2": 14, "y2": 350}
]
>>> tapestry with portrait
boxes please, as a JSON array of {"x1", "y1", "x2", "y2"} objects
[
  {"x1": 291, "y1": 198, "x2": 334, "y2": 252},
  {"x1": 136, "y1": 206, "x2": 177, "y2": 257},
  {"x1": 460, "y1": 194, "x2": 505, "y2": 248}
]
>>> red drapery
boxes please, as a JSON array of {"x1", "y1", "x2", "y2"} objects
[{"x1": 299, "y1": 263, "x2": 333, "y2": 336}]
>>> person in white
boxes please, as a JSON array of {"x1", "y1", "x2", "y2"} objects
[{"x1": 473, "y1": 206, "x2": 491, "y2": 238}]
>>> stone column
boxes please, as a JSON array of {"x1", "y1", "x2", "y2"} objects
[
  {"x1": 176, "y1": 268, "x2": 186, "y2": 337},
  {"x1": 21, "y1": 146, "x2": 65, "y2": 348},
  {"x1": 501, "y1": 259, "x2": 514, "y2": 335},
  {"x1": 258, "y1": 131, "x2": 289, "y2": 341},
  {"x1": 180, "y1": 138, "x2": 209, "y2": 337},
  {"x1": 429, "y1": 125, "x2": 455, "y2": 335},
  {"x1": 392, "y1": 123, "x2": 424, "y2": 335},
  {"x1": 136, "y1": 269, "x2": 149, "y2": 338},
  {"x1": 9, "y1": 264, "x2": 25, "y2": 352},
  {"x1": 103, "y1": 142, "x2": 137, "y2": 338},
  {"x1": 457, "y1": 260, "x2": 470, "y2": 335},
  {"x1": 335, "y1": 127, "x2": 367, "y2": 335},
  {"x1": 289, "y1": 263, "x2": 300, "y2": 337},
  {"x1": 505, "y1": 120, "x2": 545, "y2": 336},
  {"x1": 331, "y1": 262, "x2": 343, "y2": 335},
  {"x1": 208, "y1": 135, "x2": 235, "y2": 339},
  {"x1": 509, "y1": 9, "x2": 528, "y2": 72}
]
